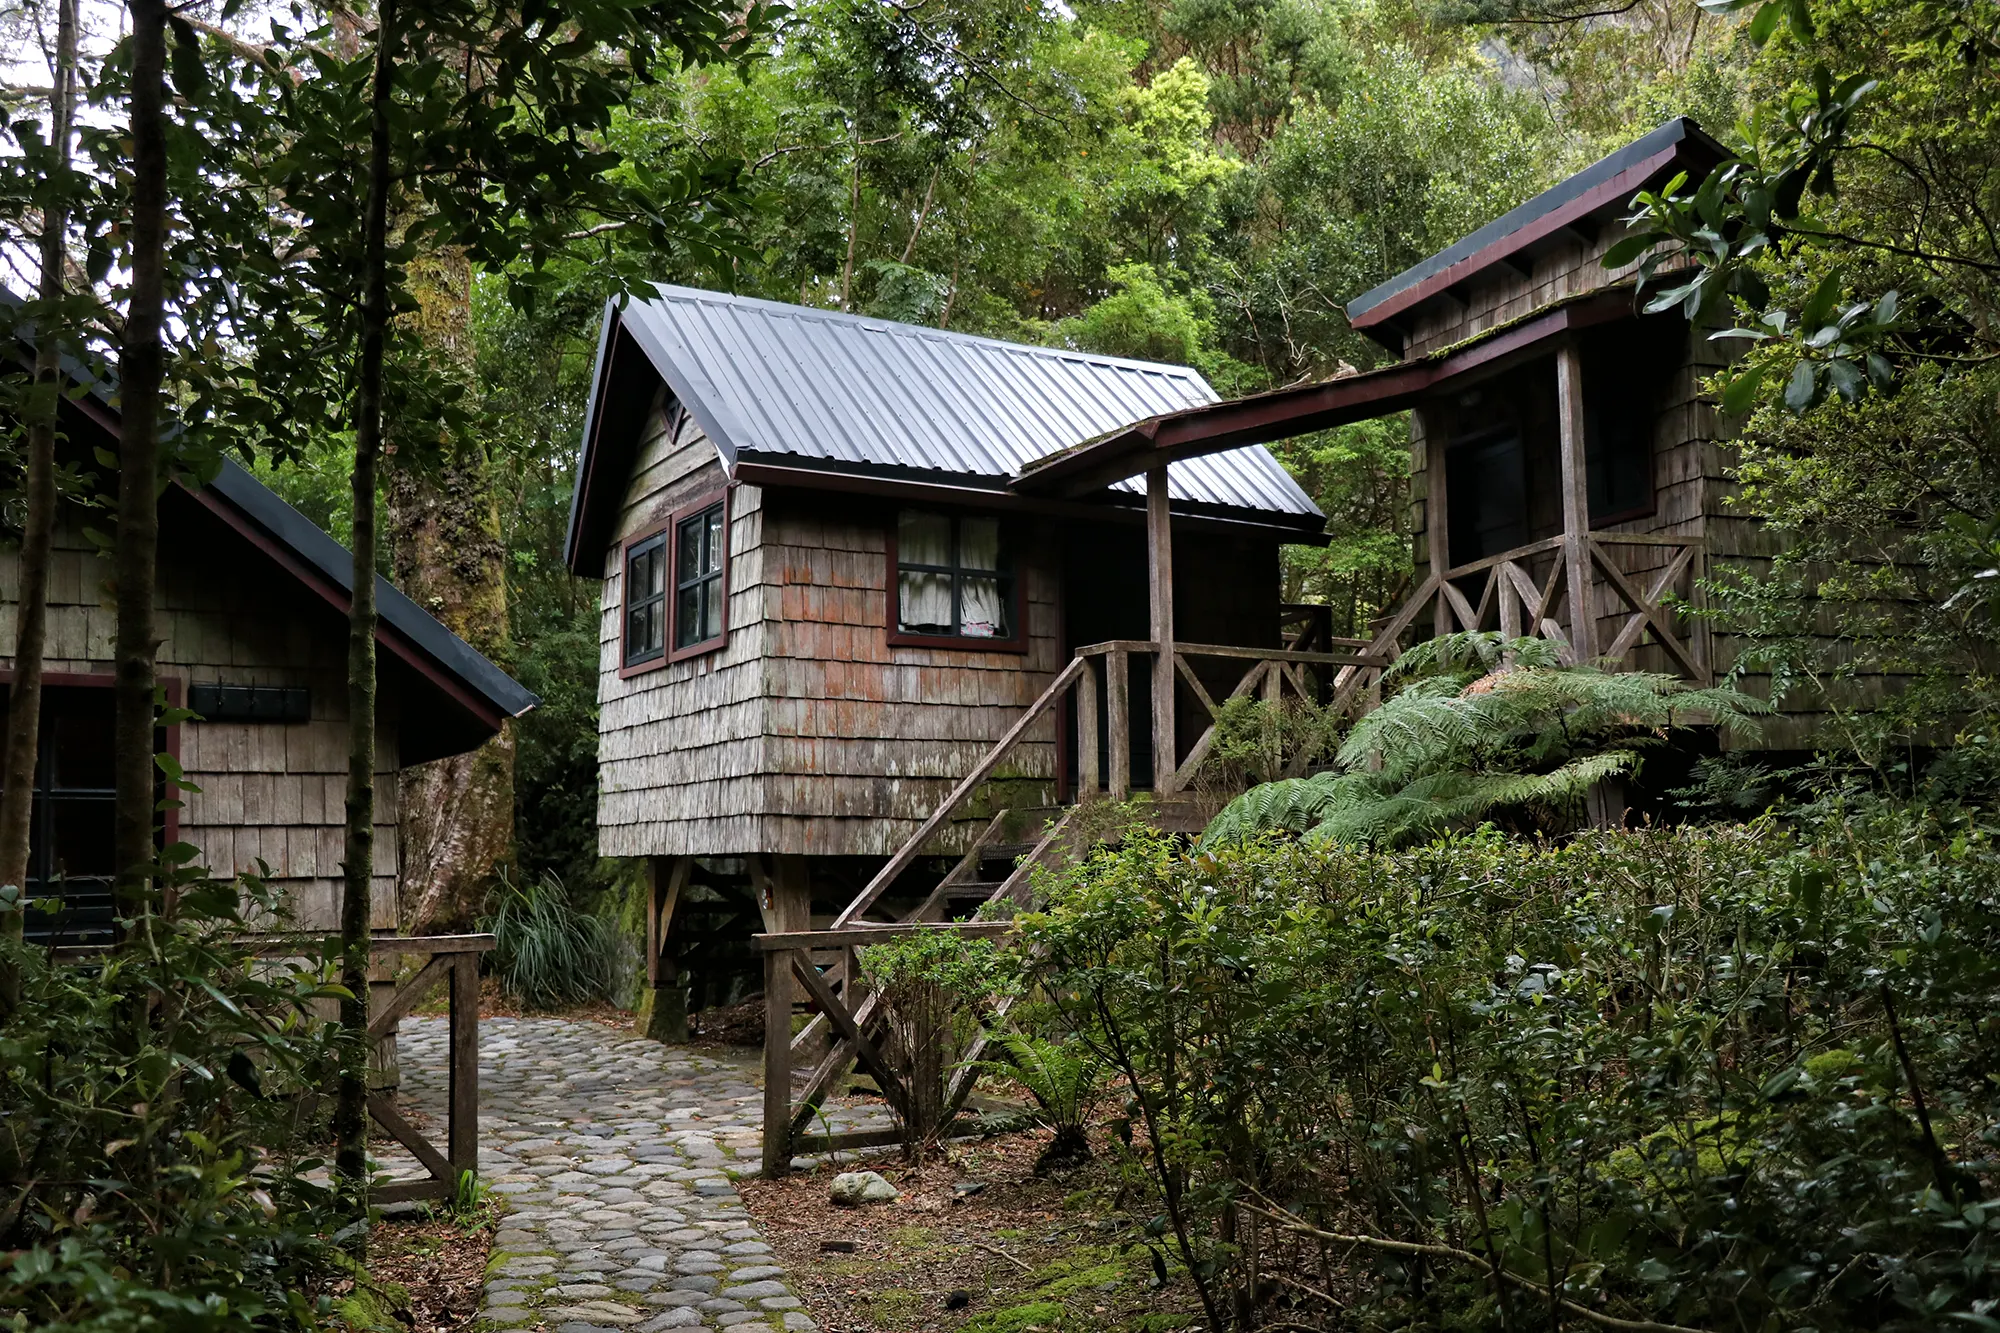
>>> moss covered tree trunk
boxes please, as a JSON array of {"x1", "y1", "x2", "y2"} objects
[
  {"x1": 335, "y1": 0, "x2": 397, "y2": 1217},
  {"x1": 113, "y1": 0, "x2": 169, "y2": 941},
  {"x1": 0, "y1": 0, "x2": 78, "y2": 1008},
  {"x1": 389, "y1": 248, "x2": 515, "y2": 935}
]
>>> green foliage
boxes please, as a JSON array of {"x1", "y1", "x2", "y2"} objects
[
  {"x1": 1024, "y1": 795, "x2": 2000, "y2": 1330},
  {"x1": 482, "y1": 870, "x2": 619, "y2": 1010},
  {"x1": 1203, "y1": 632, "x2": 1769, "y2": 847},
  {"x1": 858, "y1": 932, "x2": 1017, "y2": 1159},
  {"x1": 0, "y1": 876, "x2": 347, "y2": 1330},
  {"x1": 975, "y1": 1032, "x2": 1101, "y2": 1172}
]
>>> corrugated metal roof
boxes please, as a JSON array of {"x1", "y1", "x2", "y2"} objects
[{"x1": 618, "y1": 284, "x2": 1321, "y2": 519}]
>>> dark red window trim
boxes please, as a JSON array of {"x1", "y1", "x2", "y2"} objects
[
  {"x1": 618, "y1": 519, "x2": 671, "y2": 677},
  {"x1": 885, "y1": 507, "x2": 1029, "y2": 655},
  {"x1": 619, "y1": 484, "x2": 732, "y2": 678}
]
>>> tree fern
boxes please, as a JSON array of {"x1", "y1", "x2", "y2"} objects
[{"x1": 1202, "y1": 634, "x2": 1768, "y2": 849}]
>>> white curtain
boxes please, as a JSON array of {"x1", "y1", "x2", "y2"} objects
[{"x1": 899, "y1": 510, "x2": 954, "y2": 631}]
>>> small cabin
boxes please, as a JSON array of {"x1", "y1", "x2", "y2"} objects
[
  {"x1": 1, "y1": 340, "x2": 536, "y2": 942},
  {"x1": 565, "y1": 287, "x2": 1325, "y2": 1014},
  {"x1": 1023, "y1": 117, "x2": 1840, "y2": 753}
]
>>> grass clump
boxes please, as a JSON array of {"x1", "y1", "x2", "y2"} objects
[{"x1": 481, "y1": 869, "x2": 618, "y2": 1010}]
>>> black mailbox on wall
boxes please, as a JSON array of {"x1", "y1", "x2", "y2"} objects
[{"x1": 189, "y1": 683, "x2": 311, "y2": 723}]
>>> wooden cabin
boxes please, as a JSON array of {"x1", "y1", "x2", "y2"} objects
[
  {"x1": 0, "y1": 337, "x2": 537, "y2": 943},
  {"x1": 1021, "y1": 117, "x2": 1841, "y2": 752},
  {"x1": 565, "y1": 287, "x2": 1326, "y2": 1021}
]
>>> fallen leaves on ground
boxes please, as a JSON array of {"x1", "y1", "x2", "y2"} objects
[{"x1": 739, "y1": 1124, "x2": 1202, "y2": 1333}]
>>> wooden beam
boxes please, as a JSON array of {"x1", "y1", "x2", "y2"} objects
[
  {"x1": 1107, "y1": 647, "x2": 1130, "y2": 801},
  {"x1": 756, "y1": 922, "x2": 1017, "y2": 950},
  {"x1": 761, "y1": 948, "x2": 793, "y2": 1177},
  {"x1": 789, "y1": 954, "x2": 909, "y2": 1116},
  {"x1": 1076, "y1": 659, "x2": 1100, "y2": 801},
  {"x1": 1555, "y1": 342, "x2": 1598, "y2": 661},
  {"x1": 369, "y1": 1094, "x2": 453, "y2": 1184},
  {"x1": 1147, "y1": 468, "x2": 1177, "y2": 793},
  {"x1": 448, "y1": 951, "x2": 480, "y2": 1180},
  {"x1": 367, "y1": 953, "x2": 454, "y2": 1045}
]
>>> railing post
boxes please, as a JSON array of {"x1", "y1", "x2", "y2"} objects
[
  {"x1": 1107, "y1": 647, "x2": 1130, "y2": 801},
  {"x1": 1076, "y1": 658, "x2": 1100, "y2": 801},
  {"x1": 447, "y1": 949, "x2": 479, "y2": 1186},
  {"x1": 1556, "y1": 342, "x2": 1599, "y2": 661},
  {"x1": 762, "y1": 945, "x2": 792, "y2": 1178},
  {"x1": 1147, "y1": 469, "x2": 1178, "y2": 792}
]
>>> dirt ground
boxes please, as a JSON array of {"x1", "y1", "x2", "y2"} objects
[
  {"x1": 738, "y1": 1125, "x2": 1204, "y2": 1333},
  {"x1": 333, "y1": 1207, "x2": 496, "y2": 1333}
]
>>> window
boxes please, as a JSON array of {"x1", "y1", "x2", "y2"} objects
[
  {"x1": 0, "y1": 685, "x2": 118, "y2": 943},
  {"x1": 620, "y1": 491, "x2": 728, "y2": 674},
  {"x1": 1446, "y1": 429, "x2": 1528, "y2": 565},
  {"x1": 623, "y1": 531, "x2": 667, "y2": 667},
  {"x1": 674, "y1": 501, "x2": 726, "y2": 651},
  {"x1": 893, "y1": 509, "x2": 1017, "y2": 644}
]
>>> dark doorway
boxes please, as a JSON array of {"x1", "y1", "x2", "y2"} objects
[
  {"x1": 1061, "y1": 525, "x2": 1154, "y2": 793},
  {"x1": 1447, "y1": 428, "x2": 1530, "y2": 565},
  {"x1": 0, "y1": 684, "x2": 118, "y2": 943}
]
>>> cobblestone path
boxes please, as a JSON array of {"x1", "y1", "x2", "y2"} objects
[{"x1": 396, "y1": 1016, "x2": 816, "y2": 1333}]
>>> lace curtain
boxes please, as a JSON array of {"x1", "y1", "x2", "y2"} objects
[
  {"x1": 958, "y1": 517, "x2": 1002, "y2": 637},
  {"x1": 899, "y1": 510, "x2": 954, "y2": 632}
]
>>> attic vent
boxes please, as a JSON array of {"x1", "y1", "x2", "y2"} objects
[{"x1": 189, "y1": 683, "x2": 310, "y2": 723}]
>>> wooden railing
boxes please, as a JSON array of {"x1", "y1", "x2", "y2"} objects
[
  {"x1": 1332, "y1": 531, "x2": 1708, "y2": 710},
  {"x1": 757, "y1": 919, "x2": 1013, "y2": 1176},
  {"x1": 53, "y1": 931, "x2": 493, "y2": 1205}
]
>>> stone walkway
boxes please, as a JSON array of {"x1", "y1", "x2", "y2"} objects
[{"x1": 394, "y1": 1016, "x2": 816, "y2": 1333}]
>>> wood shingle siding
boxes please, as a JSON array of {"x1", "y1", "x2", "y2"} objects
[
  {"x1": 595, "y1": 398, "x2": 1063, "y2": 858},
  {"x1": 0, "y1": 504, "x2": 401, "y2": 931}
]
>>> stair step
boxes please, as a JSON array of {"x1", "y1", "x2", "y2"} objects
[
  {"x1": 938, "y1": 880, "x2": 1005, "y2": 897},
  {"x1": 981, "y1": 843, "x2": 1038, "y2": 860}
]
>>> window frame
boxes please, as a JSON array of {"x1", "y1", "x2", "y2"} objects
[
  {"x1": 618, "y1": 523, "x2": 671, "y2": 675},
  {"x1": 0, "y1": 671, "x2": 182, "y2": 942},
  {"x1": 619, "y1": 485, "x2": 732, "y2": 678},
  {"x1": 885, "y1": 507, "x2": 1029, "y2": 654},
  {"x1": 666, "y1": 488, "x2": 731, "y2": 663}
]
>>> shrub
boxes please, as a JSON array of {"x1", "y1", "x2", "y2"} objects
[
  {"x1": 0, "y1": 874, "x2": 347, "y2": 1330},
  {"x1": 857, "y1": 931, "x2": 1017, "y2": 1161},
  {"x1": 482, "y1": 869, "x2": 618, "y2": 1010},
  {"x1": 975, "y1": 1032, "x2": 1100, "y2": 1173},
  {"x1": 1022, "y1": 800, "x2": 2000, "y2": 1331}
]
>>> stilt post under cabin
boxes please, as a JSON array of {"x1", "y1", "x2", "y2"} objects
[
  {"x1": 637, "y1": 856, "x2": 690, "y2": 1043},
  {"x1": 1555, "y1": 341, "x2": 1598, "y2": 663},
  {"x1": 1420, "y1": 408, "x2": 1452, "y2": 638},
  {"x1": 1147, "y1": 466, "x2": 1177, "y2": 793}
]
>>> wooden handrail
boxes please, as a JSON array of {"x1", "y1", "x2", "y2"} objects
[
  {"x1": 830, "y1": 655, "x2": 1085, "y2": 928},
  {"x1": 48, "y1": 930, "x2": 497, "y2": 963},
  {"x1": 756, "y1": 921, "x2": 1015, "y2": 950}
]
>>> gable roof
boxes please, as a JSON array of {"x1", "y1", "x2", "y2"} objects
[
  {"x1": 0, "y1": 303, "x2": 536, "y2": 762},
  {"x1": 564, "y1": 286, "x2": 1322, "y2": 570},
  {"x1": 1346, "y1": 117, "x2": 1728, "y2": 347}
]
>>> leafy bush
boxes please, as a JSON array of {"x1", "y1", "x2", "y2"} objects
[
  {"x1": 482, "y1": 870, "x2": 618, "y2": 1010},
  {"x1": 1203, "y1": 632, "x2": 1767, "y2": 848},
  {"x1": 1023, "y1": 800, "x2": 2000, "y2": 1331},
  {"x1": 975, "y1": 1032, "x2": 1100, "y2": 1173},
  {"x1": 857, "y1": 931, "x2": 1017, "y2": 1160},
  {"x1": 0, "y1": 875, "x2": 347, "y2": 1331}
]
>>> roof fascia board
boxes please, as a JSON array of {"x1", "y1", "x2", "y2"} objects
[
  {"x1": 1018, "y1": 290, "x2": 1636, "y2": 498},
  {"x1": 1349, "y1": 145, "x2": 1684, "y2": 335},
  {"x1": 735, "y1": 459, "x2": 1327, "y2": 541},
  {"x1": 562, "y1": 298, "x2": 624, "y2": 570},
  {"x1": 617, "y1": 293, "x2": 744, "y2": 469}
]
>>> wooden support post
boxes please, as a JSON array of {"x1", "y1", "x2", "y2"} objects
[
  {"x1": 1147, "y1": 467, "x2": 1177, "y2": 793},
  {"x1": 447, "y1": 949, "x2": 479, "y2": 1184},
  {"x1": 755, "y1": 854, "x2": 813, "y2": 1025},
  {"x1": 1107, "y1": 647, "x2": 1130, "y2": 801},
  {"x1": 761, "y1": 946, "x2": 792, "y2": 1178},
  {"x1": 1422, "y1": 408, "x2": 1450, "y2": 636},
  {"x1": 1076, "y1": 658, "x2": 1100, "y2": 801},
  {"x1": 638, "y1": 856, "x2": 690, "y2": 1043},
  {"x1": 1556, "y1": 341, "x2": 1598, "y2": 662}
]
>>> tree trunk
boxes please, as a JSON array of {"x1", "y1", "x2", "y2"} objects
[
  {"x1": 113, "y1": 0, "x2": 169, "y2": 941},
  {"x1": 335, "y1": 0, "x2": 397, "y2": 1220},
  {"x1": 0, "y1": 0, "x2": 76, "y2": 1012},
  {"x1": 389, "y1": 248, "x2": 515, "y2": 935}
]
